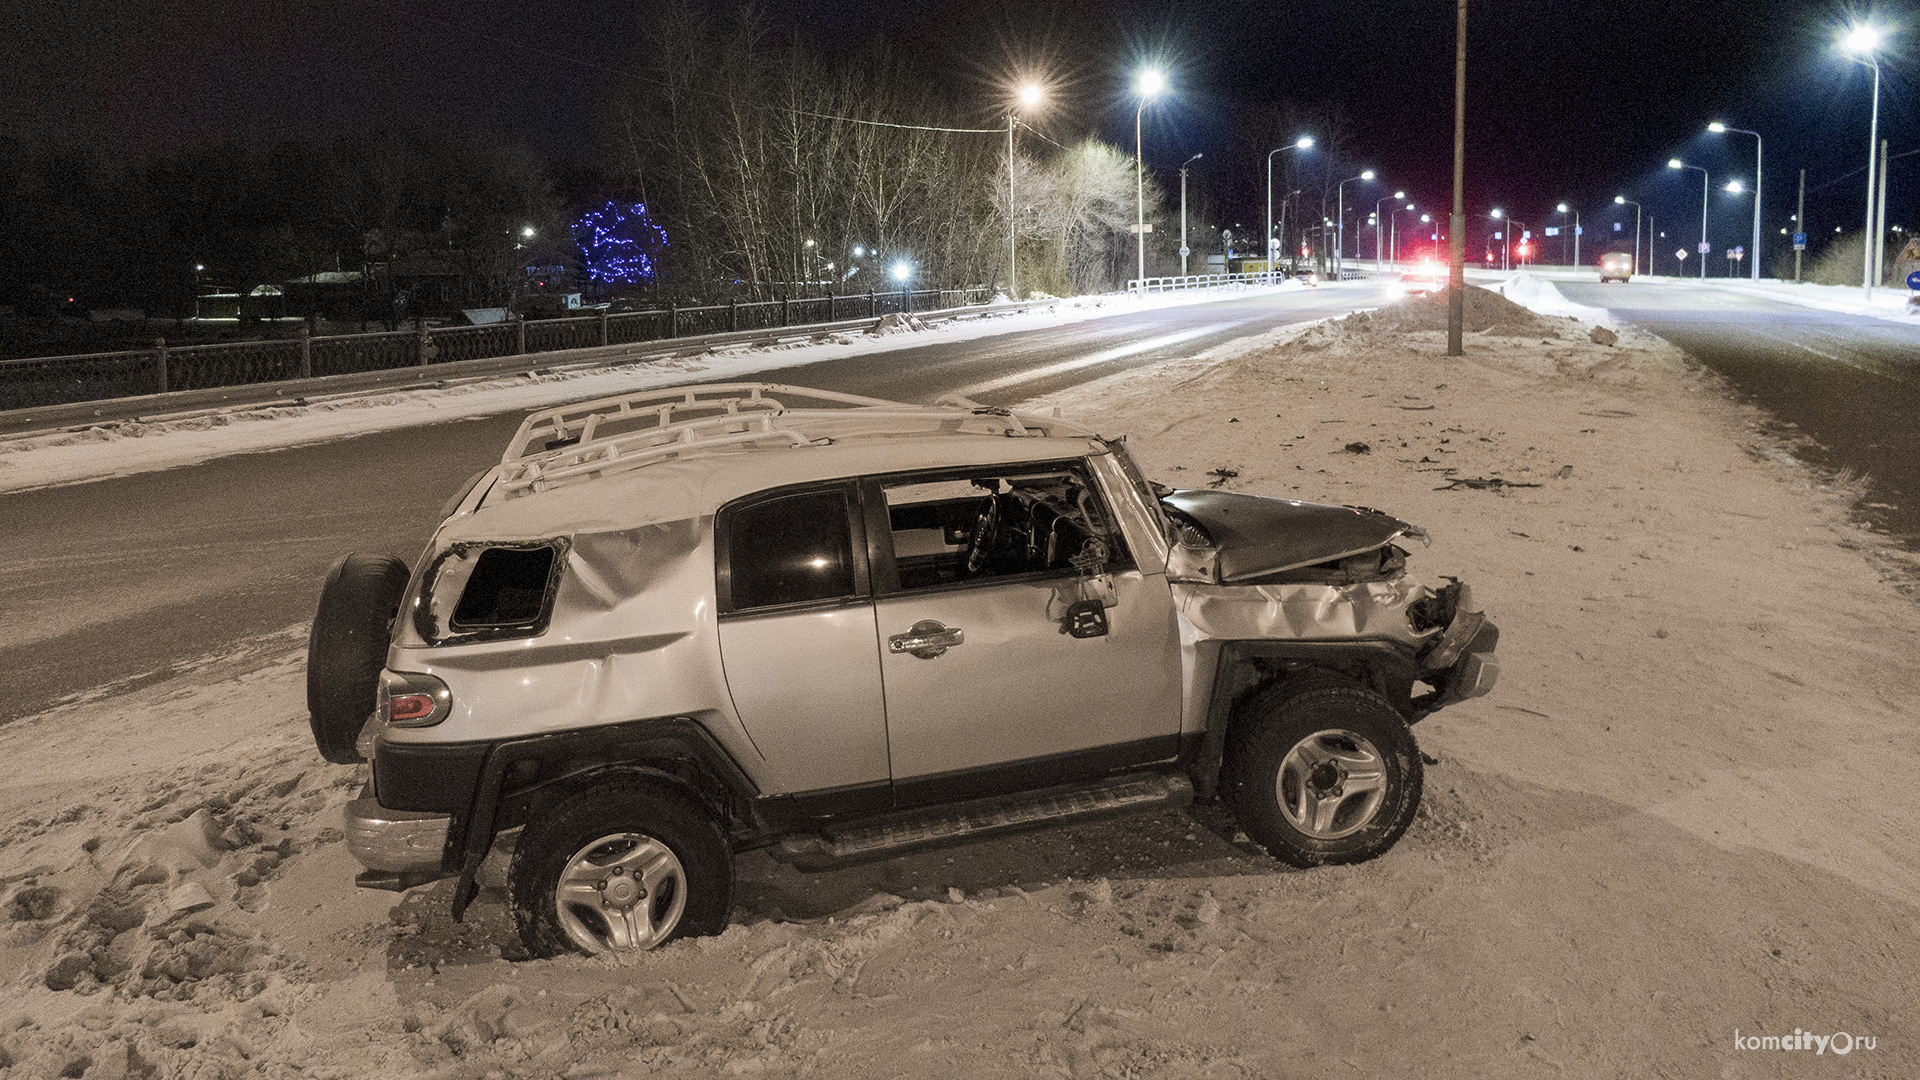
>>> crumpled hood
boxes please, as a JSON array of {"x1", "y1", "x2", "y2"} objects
[{"x1": 1162, "y1": 489, "x2": 1426, "y2": 583}]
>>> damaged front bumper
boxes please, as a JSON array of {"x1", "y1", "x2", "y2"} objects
[
  {"x1": 345, "y1": 790, "x2": 452, "y2": 891},
  {"x1": 1416, "y1": 610, "x2": 1500, "y2": 714}
]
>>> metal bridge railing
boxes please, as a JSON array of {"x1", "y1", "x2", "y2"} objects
[{"x1": 0, "y1": 286, "x2": 992, "y2": 412}]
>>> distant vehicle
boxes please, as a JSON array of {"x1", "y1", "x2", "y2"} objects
[
  {"x1": 1292, "y1": 268, "x2": 1321, "y2": 287},
  {"x1": 1599, "y1": 252, "x2": 1634, "y2": 283},
  {"x1": 1397, "y1": 268, "x2": 1444, "y2": 297}
]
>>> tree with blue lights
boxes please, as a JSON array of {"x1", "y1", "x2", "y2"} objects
[{"x1": 572, "y1": 201, "x2": 668, "y2": 285}]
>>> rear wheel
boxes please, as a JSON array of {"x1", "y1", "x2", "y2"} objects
[
  {"x1": 305, "y1": 554, "x2": 410, "y2": 764},
  {"x1": 510, "y1": 781, "x2": 734, "y2": 957},
  {"x1": 1223, "y1": 679, "x2": 1422, "y2": 867}
]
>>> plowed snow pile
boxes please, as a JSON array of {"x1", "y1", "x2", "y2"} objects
[{"x1": 3, "y1": 286, "x2": 1916, "y2": 1079}]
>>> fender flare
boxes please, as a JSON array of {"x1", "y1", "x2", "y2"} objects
[
  {"x1": 441, "y1": 718, "x2": 759, "y2": 921},
  {"x1": 1186, "y1": 639, "x2": 1421, "y2": 801}
]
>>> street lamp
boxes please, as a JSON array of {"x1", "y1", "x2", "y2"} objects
[
  {"x1": 1614, "y1": 196, "x2": 1642, "y2": 278},
  {"x1": 1336, "y1": 170, "x2": 1375, "y2": 277},
  {"x1": 1555, "y1": 202, "x2": 1581, "y2": 267},
  {"x1": 1134, "y1": 68, "x2": 1166, "y2": 292},
  {"x1": 1375, "y1": 190, "x2": 1405, "y2": 269},
  {"x1": 1669, "y1": 158, "x2": 1710, "y2": 280},
  {"x1": 1266, "y1": 136, "x2": 1312, "y2": 283},
  {"x1": 1708, "y1": 123, "x2": 1763, "y2": 281},
  {"x1": 1842, "y1": 24, "x2": 1885, "y2": 293},
  {"x1": 1490, "y1": 208, "x2": 1511, "y2": 271},
  {"x1": 1007, "y1": 84, "x2": 1043, "y2": 300},
  {"x1": 1180, "y1": 153, "x2": 1202, "y2": 276}
]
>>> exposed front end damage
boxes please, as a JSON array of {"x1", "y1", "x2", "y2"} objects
[{"x1": 1160, "y1": 488, "x2": 1499, "y2": 729}]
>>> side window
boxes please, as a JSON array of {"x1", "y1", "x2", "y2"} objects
[
  {"x1": 879, "y1": 463, "x2": 1129, "y2": 592},
  {"x1": 725, "y1": 489, "x2": 857, "y2": 611}
]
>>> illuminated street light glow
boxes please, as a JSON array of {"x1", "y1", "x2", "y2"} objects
[
  {"x1": 1138, "y1": 68, "x2": 1167, "y2": 97},
  {"x1": 1295, "y1": 136, "x2": 1313, "y2": 149},
  {"x1": 1845, "y1": 24, "x2": 1883, "y2": 53},
  {"x1": 891, "y1": 260, "x2": 912, "y2": 282},
  {"x1": 521, "y1": 226, "x2": 536, "y2": 239},
  {"x1": 1725, "y1": 180, "x2": 1745, "y2": 193},
  {"x1": 1020, "y1": 84, "x2": 1042, "y2": 107},
  {"x1": 1708, "y1": 121, "x2": 1728, "y2": 133}
]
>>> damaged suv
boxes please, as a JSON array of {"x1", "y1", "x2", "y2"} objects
[{"x1": 305, "y1": 383, "x2": 1498, "y2": 957}]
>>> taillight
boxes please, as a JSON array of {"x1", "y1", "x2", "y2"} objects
[{"x1": 378, "y1": 670, "x2": 452, "y2": 728}]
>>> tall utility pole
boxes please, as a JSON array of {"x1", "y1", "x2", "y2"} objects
[
  {"x1": 1446, "y1": 0, "x2": 1467, "y2": 357},
  {"x1": 1007, "y1": 114, "x2": 1019, "y2": 300},
  {"x1": 1876, "y1": 139, "x2": 1889, "y2": 287},
  {"x1": 1180, "y1": 153, "x2": 1201, "y2": 276},
  {"x1": 1796, "y1": 169, "x2": 1806, "y2": 282}
]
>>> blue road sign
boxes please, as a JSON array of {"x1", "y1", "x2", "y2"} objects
[
  {"x1": 1908, "y1": 269, "x2": 1920, "y2": 291},
  {"x1": 1793, "y1": 232, "x2": 1807, "y2": 245}
]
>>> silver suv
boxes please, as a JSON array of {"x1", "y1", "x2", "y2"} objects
[{"x1": 305, "y1": 383, "x2": 1498, "y2": 956}]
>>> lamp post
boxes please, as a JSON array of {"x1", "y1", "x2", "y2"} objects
[
  {"x1": 1335, "y1": 170, "x2": 1375, "y2": 278},
  {"x1": 1614, "y1": 196, "x2": 1642, "y2": 277},
  {"x1": 1554, "y1": 203, "x2": 1580, "y2": 267},
  {"x1": 1669, "y1": 158, "x2": 1709, "y2": 280},
  {"x1": 1265, "y1": 137, "x2": 1312, "y2": 283},
  {"x1": 1179, "y1": 153, "x2": 1202, "y2": 276},
  {"x1": 1134, "y1": 68, "x2": 1166, "y2": 292},
  {"x1": 1722, "y1": 180, "x2": 1751, "y2": 276},
  {"x1": 1508, "y1": 217, "x2": 1531, "y2": 267},
  {"x1": 1375, "y1": 190, "x2": 1405, "y2": 269},
  {"x1": 1391, "y1": 204, "x2": 1418, "y2": 263},
  {"x1": 1707, "y1": 122, "x2": 1762, "y2": 281},
  {"x1": 1490, "y1": 209, "x2": 1508, "y2": 271},
  {"x1": 1280, "y1": 189, "x2": 1304, "y2": 273},
  {"x1": 1007, "y1": 83, "x2": 1043, "y2": 300},
  {"x1": 1842, "y1": 25, "x2": 1884, "y2": 294}
]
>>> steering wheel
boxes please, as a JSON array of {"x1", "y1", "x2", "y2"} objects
[{"x1": 965, "y1": 496, "x2": 1001, "y2": 574}]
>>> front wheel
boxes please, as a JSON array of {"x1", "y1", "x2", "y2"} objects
[
  {"x1": 509, "y1": 781, "x2": 734, "y2": 957},
  {"x1": 1223, "y1": 679, "x2": 1423, "y2": 867}
]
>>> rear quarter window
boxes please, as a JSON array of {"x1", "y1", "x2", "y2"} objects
[{"x1": 417, "y1": 541, "x2": 565, "y2": 644}]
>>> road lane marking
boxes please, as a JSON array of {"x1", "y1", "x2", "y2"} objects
[{"x1": 951, "y1": 323, "x2": 1243, "y2": 397}]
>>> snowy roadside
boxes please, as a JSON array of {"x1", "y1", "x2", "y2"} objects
[
  {"x1": 0, "y1": 283, "x2": 1308, "y2": 496},
  {"x1": 1516, "y1": 266, "x2": 1920, "y2": 323},
  {"x1": 3, "y1": 285, "x2": 1917, "y2": 1078}
]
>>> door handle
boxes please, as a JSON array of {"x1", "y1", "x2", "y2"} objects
[{"x1": 888, "y1": 619, "x2": 965, "y2": 659}]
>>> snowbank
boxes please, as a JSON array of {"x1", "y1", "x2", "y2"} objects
[{"x1": 3, "y1": 286, "x2": 1917, "y2": 1078}]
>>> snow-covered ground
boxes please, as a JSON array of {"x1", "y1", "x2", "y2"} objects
[
  {"x1": 0, "y1": 282, "x2": 1312, "y2": 496},
  {"x1": 1506, "y1": 266, "x2": 1920, "y2": 323},
  {"x1": 3, "y1": 280, "x2": 1918, "y2": 1078}
]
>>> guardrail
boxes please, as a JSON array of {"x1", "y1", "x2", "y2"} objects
[
  {"x1": 0, "y1": 286, "x2": 990, "y2": 412},
  {"x1": 1125, "y1": 272, "x2": 1285, "y2": 293},
  {"x1": 0, "y1": 296, "x2": 1055, "y2": 436}
]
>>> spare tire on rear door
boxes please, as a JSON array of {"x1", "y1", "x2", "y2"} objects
[{"x1": 307, "y1": 554, "x2": 411, "y2": 765}]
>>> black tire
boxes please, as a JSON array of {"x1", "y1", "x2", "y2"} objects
[
  {"x1": 305, "y1": 553, "x2": 410, "y2": 765},
  {"x1": 1223, "y1": 678, "x2": 1423, "y2": 868},
  {"x1": 509, "y1": 780, "x2": 734, "y2": 957}
]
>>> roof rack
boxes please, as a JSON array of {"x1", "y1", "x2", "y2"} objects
[{"x1": 495, "y1": 383, "x2": 1094, "y2": 498}]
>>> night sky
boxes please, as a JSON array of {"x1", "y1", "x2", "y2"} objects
[{"x1": 5, "y1": 0, "x2": 1913, "y2": 269}]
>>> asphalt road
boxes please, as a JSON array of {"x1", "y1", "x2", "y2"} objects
[
  {"x1": 0, "y1": 284, "x2": 1391, "y2": 724},
  {"x1": 1559, "y1": 278, "x2": 1920, "y2": 547}
]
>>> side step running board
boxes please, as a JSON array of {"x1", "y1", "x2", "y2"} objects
[{"x1": 772, "y1": 768, "x2": 1193, "y2": 870}]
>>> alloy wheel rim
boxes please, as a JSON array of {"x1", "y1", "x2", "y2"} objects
[
  {"x1": 1276, "y1": 728, "x2": 1389, "y2": 840},
  {"x1": 553, "y1": 832, "x2": 687, "y2": 953}
]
